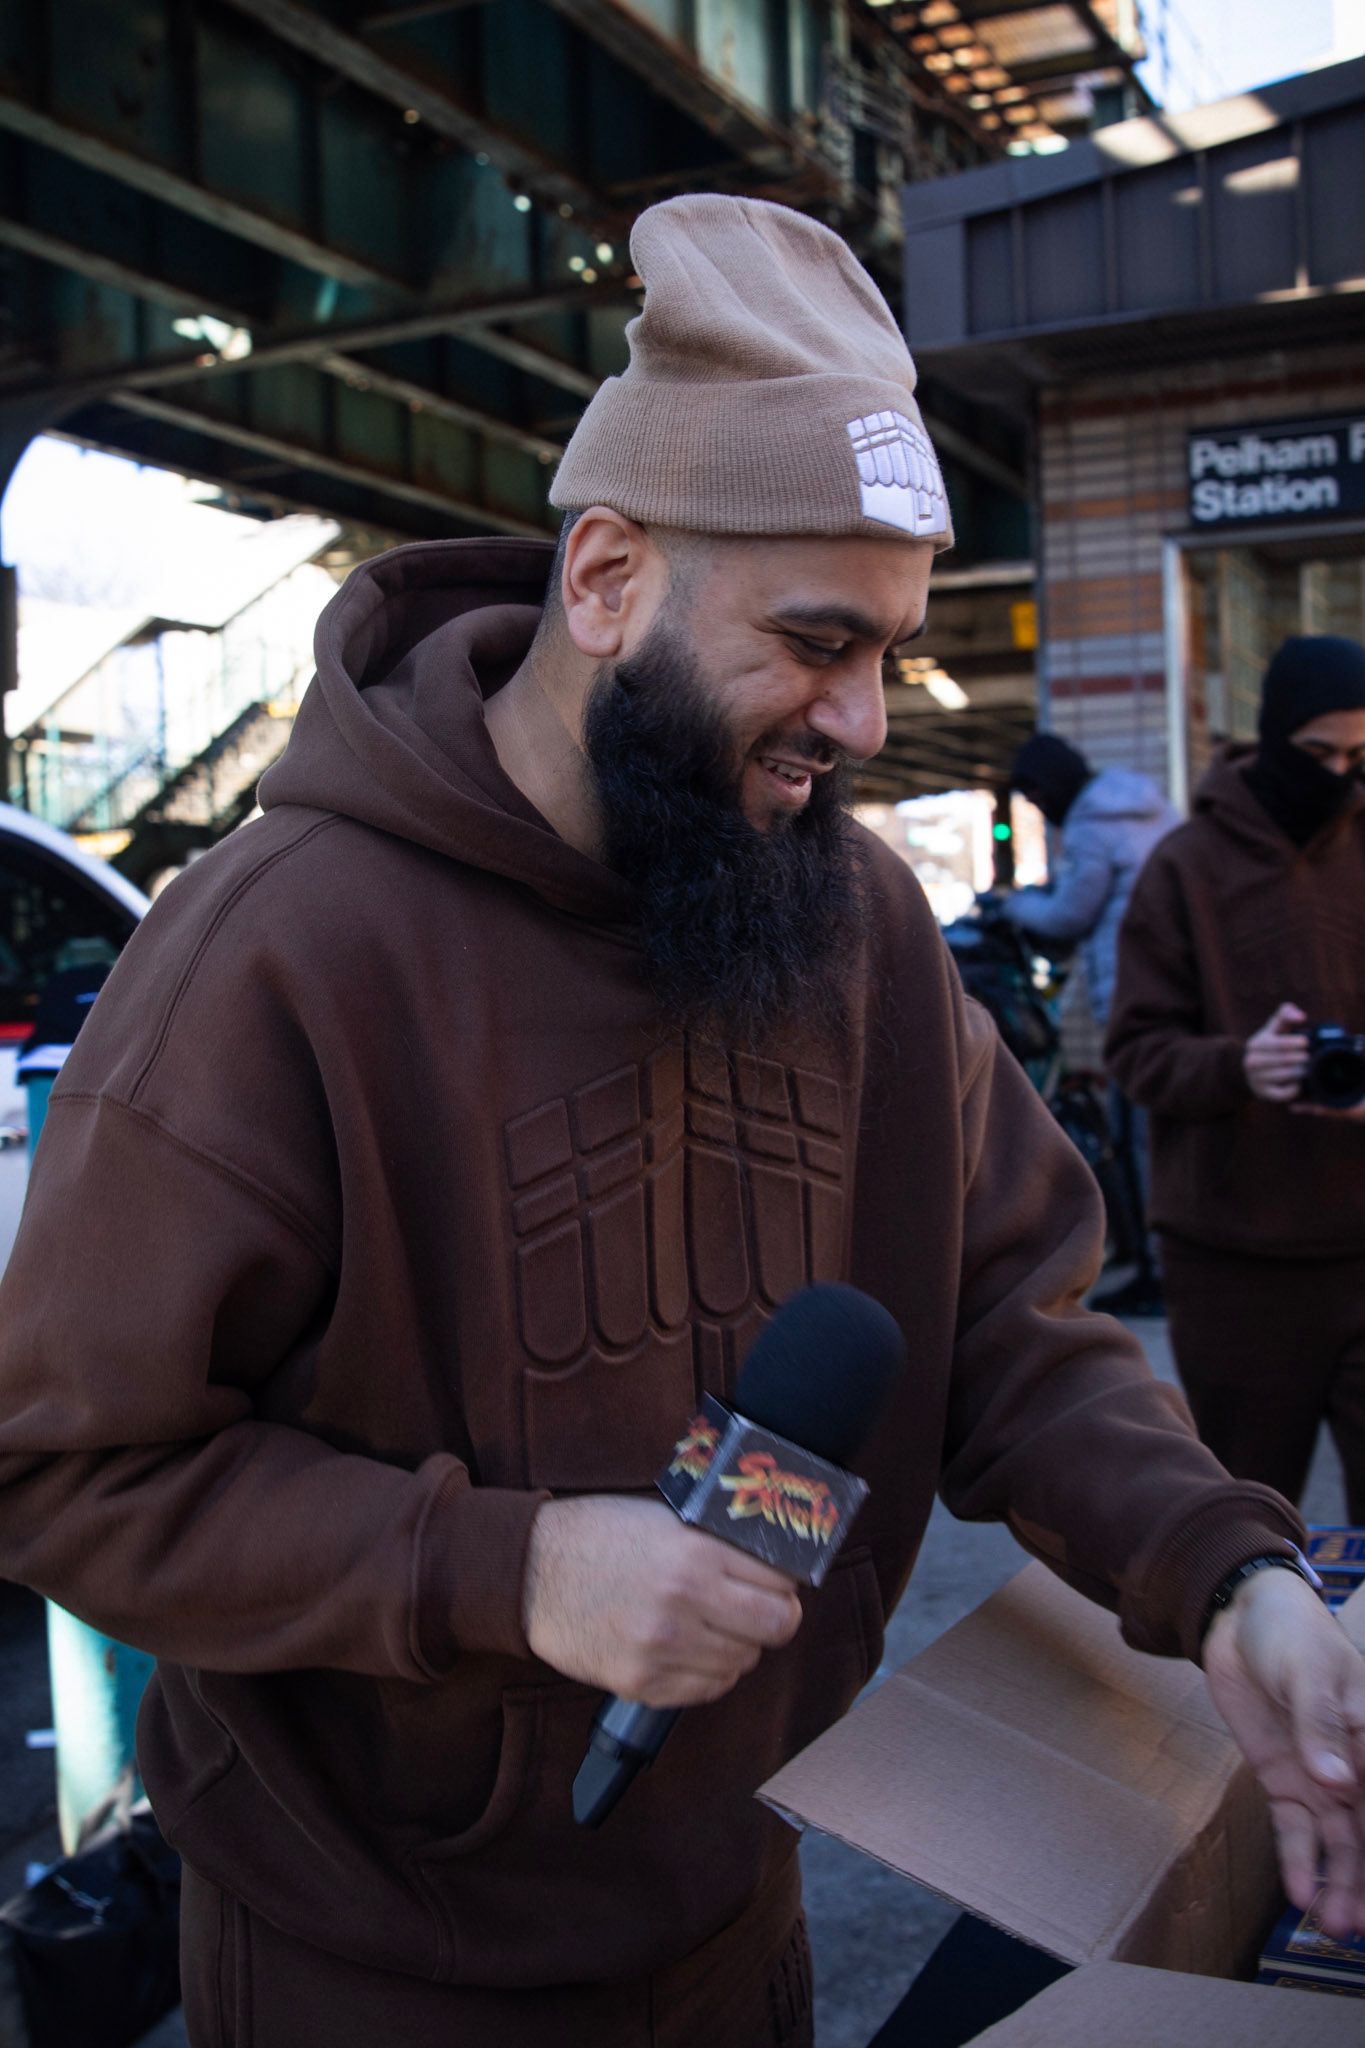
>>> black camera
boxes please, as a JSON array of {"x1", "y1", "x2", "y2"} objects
[{"x1": 1300, "y1": 1024, "x2": 1365, "y2": 1111}]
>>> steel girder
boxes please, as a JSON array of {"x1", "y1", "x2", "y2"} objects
[
  {"x1": 219, "y1": 0, "x2": 612, "y2": 224},
  {"x1": 536, "y1": 0, "x2": 830, "y2": 179},
  {"x1": 0, "y1": 0, "x2": 791, "y2": 544},
  {"x1": 0, "y1": 0, "x2": 662, "y2": 534},
  {"x1": 0, "y1": 0, "x2": 1023, "y2": 614},
  {"x1": 110, "y1": 351, "x2": 556, "y2": 534}
]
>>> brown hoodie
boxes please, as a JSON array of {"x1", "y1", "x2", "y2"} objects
[
  {"x1": 0, "y1": 540, "x2": 1299, "y2": 1989},
  {"x1": 1106, "y1": 747, "x2": 1365, "y2": 1259}
]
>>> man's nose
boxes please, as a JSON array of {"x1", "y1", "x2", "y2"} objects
[{"x1": 805, "y1": 659, "x2": 888, "y2": 763}]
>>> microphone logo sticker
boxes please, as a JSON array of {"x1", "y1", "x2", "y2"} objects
[
  {"x1": 718, "y1": 1452, "x2": 841, "y2": 1545},
  {"x1": 668, "y1": 1415, "x2": 722, "y2": 1484},
  {"x1": 655, "y1": 1390, "x2": 867, "y2": 1586}
]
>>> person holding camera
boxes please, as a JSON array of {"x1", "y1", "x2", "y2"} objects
[{"x1": 1106, "y1": 634, "x2": 1365, "y2": 1518}]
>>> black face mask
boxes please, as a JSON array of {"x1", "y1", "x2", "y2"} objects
[
  {"x1": 1016, "y1": 780, "x2": 1071, "y2": 829},
  {"x1": 1244, "y1": 738, "x2": 1360, "y2": 849},
  {"x1": 582, "y1": 620, "x2": 863, "y2": 1053}
]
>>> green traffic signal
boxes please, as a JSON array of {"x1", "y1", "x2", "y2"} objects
[{"x1": 992, "y1": 821, "x2": 1013, "y2": 842}]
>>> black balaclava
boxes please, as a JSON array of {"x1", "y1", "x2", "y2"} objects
[
  {"x1": 1010, "y1": 732, "x2": 1092, "y2": 827},
  {"x1": 1244, "y1": 634, "x2": 1365, "y2": 847}
]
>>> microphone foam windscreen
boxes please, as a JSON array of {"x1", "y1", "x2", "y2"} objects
[{"x1": 736, "y1": 1283, "x2": 906, "y2": 1467}]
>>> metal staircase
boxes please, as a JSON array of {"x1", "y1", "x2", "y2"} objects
[
  {"x1": 101, "y1": 700, "x2": 296, "y2": 889},
  {"x1": 8, "y1": 550, "x2": 330, "y2": 879}
]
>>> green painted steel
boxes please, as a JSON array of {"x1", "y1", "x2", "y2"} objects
[{"x1": 0, "y1": 0, "x2": 1029, "y2": 806}]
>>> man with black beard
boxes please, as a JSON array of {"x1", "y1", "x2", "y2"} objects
[
  {"x1": 580, "y1": 556, "x2": 861, "y2": 1052},
  {"x1": 3, "y1": 197, "x2": 1365, "y2": 2048},
  {"x1": 1108, "y1": 634, "x2": 1365, "y2": 1517}
]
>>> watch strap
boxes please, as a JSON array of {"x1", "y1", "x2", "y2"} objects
[{"x1": 1200, "y1": 1546, "x2": 1325, "y2": 1650}]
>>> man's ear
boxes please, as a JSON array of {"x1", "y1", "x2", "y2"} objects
[{"x1": 560, "y1": 508, "x2": 666, "y2": 660}]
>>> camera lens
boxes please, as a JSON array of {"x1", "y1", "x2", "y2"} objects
[{"x1": 1310, "y1": 1045, "x2": 1365, "y2": 1111}]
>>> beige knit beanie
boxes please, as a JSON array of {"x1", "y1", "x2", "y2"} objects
[{"x1": 550, "y1": 194, "x2": 952, "y2": 549}]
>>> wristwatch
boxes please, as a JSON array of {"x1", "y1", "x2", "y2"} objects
[{"x1": 1200, "y1": 1546, "x2": 1325, "y2": 1649}]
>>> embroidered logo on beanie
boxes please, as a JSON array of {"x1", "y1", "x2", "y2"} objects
[{"x1": 846, "y1": 412, "x2": 948, "y2": 537}]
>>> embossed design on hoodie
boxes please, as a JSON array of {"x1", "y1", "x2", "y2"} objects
[{"x1": 505, "y1": 1039, "x2": 845, "y2": 1488}]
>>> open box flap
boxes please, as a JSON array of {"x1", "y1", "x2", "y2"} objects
[{"x1": 761, "y1": 1564, "x2": 1276, "y2": 1972}]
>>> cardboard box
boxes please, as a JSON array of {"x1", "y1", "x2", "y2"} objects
[
  {"x1": 762, "y1": 1563, "x2": 1365, "y2": 2044},
  {"x1": 967, "y1": 1961, "x2": 1365, "y2": 2044}
]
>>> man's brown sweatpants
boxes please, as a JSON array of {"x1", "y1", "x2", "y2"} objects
[
  {"x1": 180, "y1": 1851, "x2": 813, "y2": 2048},
  {"x1": 1161, "y1": 1238, "x2": 1365, "y2": 1523}
]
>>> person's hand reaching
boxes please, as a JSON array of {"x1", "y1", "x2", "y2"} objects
[{"x1": 1203, "y1": 1566, "x2": 1365, "y2": 1938}]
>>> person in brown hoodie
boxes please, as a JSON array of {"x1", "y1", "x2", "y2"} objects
[
  {"x1": 1107, "y1": 635, "x2": 1365, "y2": 1528},
  {"x1": 1, "y1": 199, "x2": 1362, "y2": 2048}
]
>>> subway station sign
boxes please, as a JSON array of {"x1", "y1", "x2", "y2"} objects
[{"x1": 1187, "y1": 413, "x2": 1365, "y2": 531}]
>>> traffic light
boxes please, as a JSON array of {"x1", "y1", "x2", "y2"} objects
[{"x1": 992, "y1": 793, "x2": 1015, "y2": 886}]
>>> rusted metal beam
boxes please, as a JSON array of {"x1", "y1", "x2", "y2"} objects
[
  {"x1": 318, "y1": 351, "x2": 566, "y2": 465},
  {"x1": 0, "y1": 135, "x2": 270, "y2": 327},
  {"x1": 467, "y1": 327, "x2": 600, "y2": 401},
  {"x1": 363, "y1": 1, "x2": 492, "y2": 23},
  {"x1": 0, "y1": 0, "x2": 613, "y2": 298},
  {"x1": 0, "y1": 215, "x2": 253, "y2": 332},
  {"x1": 218, "y1": 0, "x2": 613, "y2": 224},
  {"x1": 1, "y1": 278, "x2": 629, "y2": 405},
  {"x1": 50, "y1": 410, "x2": 469, "y2": 541},
  {"x1": 0, "y1": 91, "x2": 403, "y2": 292},
  {"x1": 537, "y1": 0, "x2": 829, "y2": 182},
  {"x1": 111, "y1": 385, "x2": 554, "y2": 537}
]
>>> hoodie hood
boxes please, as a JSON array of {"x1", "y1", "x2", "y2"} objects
[
  {"x1": 1193, "y1": 742, "x2": 1365, "y2": 857},
  {"x1": 1069, "y1": 766, "x2": 1173, "y2": 825},
  {"x1": 258, "y1": 537, "x2": 634, "y2": 925}
]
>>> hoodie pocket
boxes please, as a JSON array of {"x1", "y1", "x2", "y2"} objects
[
  {"x1": 405, "y1": 1547, "x2": 885, "y2": 1987},
  {"x1": 406, "y1": 1680, "x2": 558, "y2": 1869},
  {"x1": 403, "y1": 1676, "x2": 600, "y2": 1981}
]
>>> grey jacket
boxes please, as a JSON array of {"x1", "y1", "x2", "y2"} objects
[{"x1": 1004, "y1": 767, "x2": 1181, "y2": 1024}]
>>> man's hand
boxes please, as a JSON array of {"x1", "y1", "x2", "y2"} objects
[
  {"x1": 1203, "y1": 1567, "x2": 1365, "y2": 1937},
  {"x1": 522, "y1": 1495, "x2": 803, "y2": 1708},
  {"x1": 1243, "y1": 1003, "x2": 1310, "y2": 1104}
]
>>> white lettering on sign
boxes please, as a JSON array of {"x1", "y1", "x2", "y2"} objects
[
  {"x1": 1189, "y1": 431, "x2": 1338, "y2": 481},
  {"x1": 1188, "y1": 413, "x2": 1365, "y2": 527},
  {"x1": 1192, "y1": 475, "x2": 1340, "y2": 522}
]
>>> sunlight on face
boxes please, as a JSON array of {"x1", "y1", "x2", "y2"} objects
[{"x1": 660, "y1": 534, "x2": 936, "y2": 830}]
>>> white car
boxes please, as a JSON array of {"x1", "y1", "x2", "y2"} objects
[{"x1": 0, "y1": 802, "x2": 148, "y2": 1139}]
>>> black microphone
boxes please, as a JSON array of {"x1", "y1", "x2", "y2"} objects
[{"x1": 572, "y1": 1282, "x2": 906, "y2": 1828}]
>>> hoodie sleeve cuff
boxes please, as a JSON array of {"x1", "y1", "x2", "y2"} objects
[
  {"x1": 1212, "y1": 1035, "x2": 1255, "y2": 1111},
  {"x1": 1118, "y1": 1482, "x2": 1307, "y2": 1664},
  {"x1": 413, "y1": 1468, "x2": 551, "y2": 1672}
]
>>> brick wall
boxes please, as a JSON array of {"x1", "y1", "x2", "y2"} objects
[{"x1": 1038, "y1": 341, "x2": 1365, "y2": 794}]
